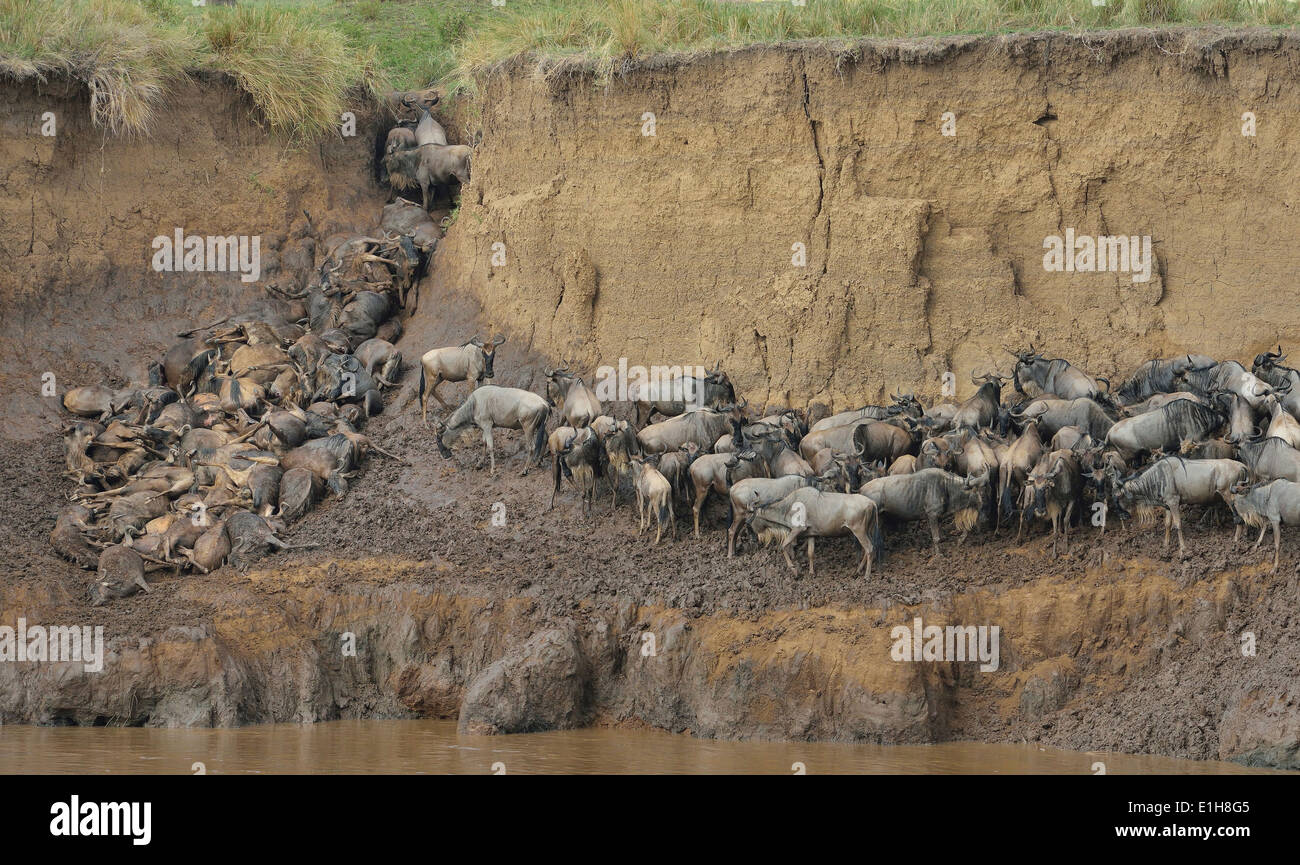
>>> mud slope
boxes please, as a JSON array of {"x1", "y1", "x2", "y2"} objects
[
  {"x1": 0, "y1": 76, "x2": 386, "y2": 439},
  {"x1": 435, "y1": 27, "x2": 1300, "y2": 408}
]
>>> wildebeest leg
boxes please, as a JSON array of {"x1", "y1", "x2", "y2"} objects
[
  {"x1": 852, "y1": 525, "x2": 873, "y2": 579},
  {"x1": 1162, "y1": 511, "x2": 1172, "y2": 555},
  {"x1": 806, "y1": 536, "x2": 815, "y2": 578},
  {"x1": 549, "y1": 456, "x2": 561, "y2": 511},
  {"x1": 1172, "y1": 504, "x2": 1187, "y2": 559},
  {"x1": 1062, "y1": 501, "x2": 1074, "y2": 556},
  {"x1": 429, "y1": 377, "x2": 450, "y2": 410},
  {"x1": 692, "y1": 486, "x2": 708, "y2": 539},
  {"x1": 1271, "y1": 519, "x2": 1281, "y2": 574},
  {"x1": 928, "y1": 515, "x2": 942, "y2": 559},
  {"x1": 635, "y1": 489, "x2": 646, "y2": 534},
  {"x1": 477, "y1": 423, "x2": 495, "y2": 473},
  {"x1": 1253, "y1": 524, "x2": 1268, "y2": 551},
  {"x1": 727, "y1": 510, "x2": 742, "y2": 558},
  {"x1": 781, "y1": 530, "x2": 802, "y2": 576}
]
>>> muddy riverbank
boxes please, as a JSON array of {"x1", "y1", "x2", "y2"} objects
[{"x1": 2, "y1": 35, "x2": 1299, "y2": 771}]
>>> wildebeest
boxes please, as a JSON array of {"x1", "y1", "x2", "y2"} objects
[
  {"x1": 636, "y1": 402, "x2": 742, "y2": 455},
  {"x1": 1018, "y1": 450, "x2": 1082, "y2": 555},
  {"x1": 1012, "y1": 396, "x2": 1114, "y2": 440},
  {"x1": 1115, "y1": 354, "x2": 1215, "y2": 405},
  {"x1": 384, "y1": 142, "x2": 471, "y2": 210},
  {"x1": 953, "y1": 372, "x2": 1008, "y2": 431},
  {"x1": 1175, "y1": 359, "x2": 1273, "y2": 409},
  {"x1": 1223, "y1": 479, "x2": 1300, "y2": 572},
  {"x1": 1115, "y1": 457, "x2": 1249, "y2": 558},
  {"x1": 998, "y1": 419, "x2": 1044, "y2": 532},
  {"x1": 550, "y1": 427, "x2": 603, "y2": 514},
  {"x1": 418, "y1": 335, "x2": 506, "y2": 421},
  {"x1": 1105, "y1": 399, "x2": 1224, "y2": 461},
  {"x1": 748, "y1": 487, "x2": 879, "y2": 578},
  {"x1": 726, "y1": 475, "x2": 811, "y2": 557},
  {"x1": 1236, "y1": 437, "x2": 1300, "y2": 483},
  {"x1": 630, "y1": 456, "x2": 675, "y2": 544},
  {"x1": 545, "y1": 363, "x2": 603, "y2": 429},
  {"x1": 1010, "y1": 348, "x2": 1111, "y2": 403},
  {"x1": 630, "y1": 364, "x2": 736, "y2": 428},
  {"x1": 91, "y1": 543, "x2": 150, "y2": 606},
  {"x1": 859, "y1": 468, "x2": 987, "y2": 558},
  {"x1": 434, "y1": 385, "x2": 550, "y2": 474}
]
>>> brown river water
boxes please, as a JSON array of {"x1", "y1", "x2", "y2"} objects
[{"x1": 0, "y1": 721, "x2": 1281, "y2": 774}]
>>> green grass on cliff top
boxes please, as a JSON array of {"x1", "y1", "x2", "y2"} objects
[{"x1": 2, "y1": 0, "x2": 1297, "y2": 138}]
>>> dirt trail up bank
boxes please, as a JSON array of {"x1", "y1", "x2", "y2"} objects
[{"x1": 1, "y1": 32, "x2": 1299, "y2": 770}]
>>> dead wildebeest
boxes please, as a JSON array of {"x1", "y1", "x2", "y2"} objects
[
  {"x1": 278, "y1": 467, "x2": 324, "y2": 522},
  {"x1": 418, "y1": 335, "x2": 506, "y2": 421},
  {"x1": 90, "y1": 543, "x2": 151, "y2": 606},
  {"x1": 747, "y1": 487, "x2": 879, "y2": 578},
  {"x1": 353, "y1": 339, "x2": 403, "y2": 388},
  {"x1": 434, "y1": 385, "x2": 550, "y2": 475},
  {"x1": 224, "y1": 511, "x2": 317, "y2": 572},
  {"x1": 50, "y1": 504, "x2": 100, "y2": 569}
]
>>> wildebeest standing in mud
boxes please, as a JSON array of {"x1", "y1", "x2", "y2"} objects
[
  {"x1": 418, "y1": 335, "x2": 505, "y2": 421},
  {"x1": 434, "y1": 385, "x2": 550, "y2": 474}
]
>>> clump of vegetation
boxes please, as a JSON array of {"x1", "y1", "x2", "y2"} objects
[
  {"x1": 2, "y1": 0, "x2": 1298, "y2": 139},
  {"x1": 0, "y1": 0, "x2": 197, "y2": 134}
]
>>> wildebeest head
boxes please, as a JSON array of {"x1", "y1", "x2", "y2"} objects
[
  {"x1": 473, "y1": 334, "x2": 505, "y2": 380},
  {"x1": 432, "y1": 419, "x2": 454, "y2": 459},
  {"x1": 1253, "y1": 345, "x2": 1286, "y2": 372},
  {"x1": 702, "y1": 362, "x2": 737, "y2": 408},
  {"x1": 543, "y1": 360, "x2": 574, "y2": 405},
  {"x1": 1026, "y1": 459, "x2": 1065, "y2": 518}
]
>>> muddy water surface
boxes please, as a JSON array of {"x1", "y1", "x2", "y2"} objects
[{"x1": 0, "y1": 721, "x2": 1279, "y2": 774}]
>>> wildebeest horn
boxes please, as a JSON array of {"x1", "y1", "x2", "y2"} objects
[
  {"x1": 469, "y1": 335, "x2": 483, "y2": 347},
  {"x1": 492, "y1": 335, "x2": 506, "y2": 346}
]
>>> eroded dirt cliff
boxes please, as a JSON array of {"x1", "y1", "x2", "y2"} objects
[{"x1": 435, "y1": 27, "x2": 1300, "y2": 408}]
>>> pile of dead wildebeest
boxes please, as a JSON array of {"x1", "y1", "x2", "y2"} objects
[
  {"x1": 50, "y1": 197, "x2": 444, "y2": 605},
  {"x1": 420, "y1": 346, "x2": 1300, "y2": 581}
]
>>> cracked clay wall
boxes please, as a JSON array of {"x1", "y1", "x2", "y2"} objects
[{"x1": 430, "y1": 29, "x2": 1300, "y2": 409}]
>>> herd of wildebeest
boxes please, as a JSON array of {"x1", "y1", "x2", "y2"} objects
[
  {"x1": 44, "y1": 98, "x2": 1300, "y2": 599},
  {"x1": 416, "y1": 345, "x2": 1300, "y2": 582}
]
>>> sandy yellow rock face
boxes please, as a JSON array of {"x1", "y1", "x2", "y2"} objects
[{"x1": 434, "y1": 30, "x2": 1298, "y2": 410}]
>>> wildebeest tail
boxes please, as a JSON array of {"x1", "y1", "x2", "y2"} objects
[
  {"x1": 658, "y1": 498, "x2": 671, "y2": 530},
  {"x1": 417, "y1": 364, "x2": 426, "y2": 411},
  {"x1": 533, "y1": 409, "x2": 549, "y2": 460}
]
